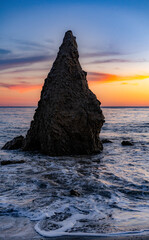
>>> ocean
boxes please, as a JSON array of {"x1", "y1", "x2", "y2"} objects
[{"x1": 0, "y1": 107, "x2": 149, "y2": 239}]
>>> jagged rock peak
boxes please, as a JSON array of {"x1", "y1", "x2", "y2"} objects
[
  {"x1": 59, "y1": 30, "x2": 78, "y2": 53},
  {"x1": 49, "y1": 30, "x2": 80, "y2": 77},
  {"x1": 2, "y1": 30, "x2": 105, "y2": 156},
  {"x1": 62, "y1": 30, "x2": 77, "y2": 44}
]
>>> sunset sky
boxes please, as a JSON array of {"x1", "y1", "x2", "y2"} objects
[{"x1": 0, "y1": 0, "x2": 149, "y2": 106}]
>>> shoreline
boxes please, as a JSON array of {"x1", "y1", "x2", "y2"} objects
[{"x1": 2, "y1": 235, "x2": 149, "y2": 240}]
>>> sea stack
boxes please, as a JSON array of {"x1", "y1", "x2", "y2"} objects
[{"x1": 3, "y1": 31, "x2": 105, "y2": 155}]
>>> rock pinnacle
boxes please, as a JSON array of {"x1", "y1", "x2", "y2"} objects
[{"x1": 3, "y1": 31, "x2": 105, "y2": 156}]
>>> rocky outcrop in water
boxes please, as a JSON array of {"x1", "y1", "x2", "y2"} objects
[
  {"x1": 121, "y1": 140, "x2": 134, "y2": 146},
  {"x1": 2, "y1": 30, "x2": 104, "y2": 156},
  {"x1": 101, "y1": 139, "x2": 113, "y2": 144},
  {"x1": 1, "y1": 160, "x2": 25, "y2": 165},
  {"x1": 2, "y1": 136, "x2": 24, "y2": 150}
]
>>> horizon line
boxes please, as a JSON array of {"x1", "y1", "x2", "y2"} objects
[{"x1": 0, "y1": 106, "x2": 149, "y2": 108}]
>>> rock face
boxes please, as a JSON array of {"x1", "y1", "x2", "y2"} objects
[
  {"x1": 23, "y1": 30, "x2": 105, "y2": 155},
  {"x1": 2, "y1": 136, "x2": 24, "y2": 150},
  {"x1": 3, "y1": 30, "x2": 105, "y2": 156},
  {"x1": 121, "y1": 140, "x2": 134, "y2": 146}
]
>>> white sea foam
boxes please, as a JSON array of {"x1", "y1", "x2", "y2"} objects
[
  {"x1": 34, "y1": 196, "x2": 110, "y2": 237},
  {"x1": 35, "y1": 222, "x2": 149, "y2": 238}
]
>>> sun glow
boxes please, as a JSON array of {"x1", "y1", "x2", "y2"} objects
[{"x1": 89, "y1": 78, "x2": 149, "y2": 106}]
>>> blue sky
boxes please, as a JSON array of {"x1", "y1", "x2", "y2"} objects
[
  {"x1": 1, "y1": 0, "x2": 149, "y2": 69},
  {"x1": 0, "y1": 0, "x2": 149, "y2": 106}
]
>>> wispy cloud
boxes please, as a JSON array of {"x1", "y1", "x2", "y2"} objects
[
  {"x1": 88, "y1": 58, "x2": 147, "y2": 64},
  {"x1": 0, "y1": 37, "x2": 56, "y2": 71},
  {"x1": 80, "y1": 49, "x2": 148, "y2": 65},
  {"x1": 15, "y1": 39, "x2": 46, "y2": 48},
  {"x1": 10, "y1": 38, "x2": 54, "y2": 51},
  {"x1": 0, "y1": 54, "x2": 54, "y2": 70},
  {"x1": 88, "y1": 72, "x2": 149, "y2": 83},
  {"x1": 81, "y1": 51, "x2": 123, "y2": 58},
  {"x1": 13, "y1": 39, "x2": 49, "y2": 51},
  {"x1": 0, "y1": 82, "x2": 42, "y2": 93},
  {"x1": 0, "y1": 48, "x2": 11, "y2": 55}
]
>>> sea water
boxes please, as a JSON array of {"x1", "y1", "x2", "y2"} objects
[{"x1": 0, "y1": 107, "x2": 149, "y2": 239}]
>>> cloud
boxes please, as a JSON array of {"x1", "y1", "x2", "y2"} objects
[
  {"x1": 11, "y1": 37, "x2": 53, "y2": 47},
  {"x1": 88, "y1": 72, "x2": 109, "y2": 80},
  {"x1": 11, "y1": 38, "x2": 55, "y2": 52},
  {"x1": 2, "y1": 66, "x2": 49, "y2": 74},
  {"x1": 0, "y1": 48, "x2": 11, "y2": 55},
  {"x1": 80, "y1": 50, "x2": 148, "y2": 64},
  {"x1": 0, "y1": 82, "x2": 42, "y2": 93},
  {"x1": 0, "y1": 37, "x2": 56, "y2": 71},
  {"x1": 88, "y1": 58, "x2": 147, "y2": 64},
  {"x1": 15, "y1": 39, "x2": 46, "y2": 48},
  {"x1": 0, "y1": 54, "x2": 54, "y2": 70},
  {"x1": 81, "y1": 51, "x2": 123, "y2": 58},
  {"x1": 88, "y1": 72, "x2": 149, "y2": 83},
  {"x1": 1, "y1": 71, "x2": 148, "y2": 94},
  {"x1": 14, "y1": 39, "x2": 47, "y2": 51}
]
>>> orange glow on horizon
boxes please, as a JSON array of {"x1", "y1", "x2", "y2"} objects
[
  {"x1": 88, "y1": 78, "x2": 149, "y2": 106},
  {"x1": 88, "y1": 72, "x2": 149, "y2": 83},
  {"x1": 0, "y1": 72, "x2": 149, "y2": 106},
  {"x1": 8, "y1": 84, "x2": 42, "y2": 93},
  {"x1": 0, "y1": 85, "x2": 41, "y2": 106}
]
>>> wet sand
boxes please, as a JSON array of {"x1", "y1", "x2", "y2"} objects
[
  {"x1": 2, "y1": 235, "x2": 149, "y2": 240},
  {"x1": 1, "y1": 216, "x2": 149, "y2": 240},
  {"x1": 37, "y1": 236, "x2": 149, "y2": 240},
  {"x1": 59, "y1": 236, "x2": 149, "y2": 240}
]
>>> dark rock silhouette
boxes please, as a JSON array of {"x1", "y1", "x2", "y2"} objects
[
  {"x1": 101, "y1": 139, "x2": 113, "y2": 144},
  {"x1": 2, "y1": 135, "x2": 24, "y2": 150},
  {"x1": 2, "y1": 30, "x2": 105, "y2": 156},
  {"x1": 1, "y1": 160, "x2": 25, "y2": 165},
  {"x1": 70, "y1": 189, "x2": 80, "y2": 197},
  {"x1": 121, "y1": 140, "x2": 134, "y2": 146}
]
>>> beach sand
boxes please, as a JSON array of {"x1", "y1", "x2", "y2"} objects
[
  {"x1": 1, "y1": 217, "x2": 149, "y2": 240},
  {"x1": 1, "y1": 213, "x2": 149, "y2": 240},
  {"x1": 2, "y1": 235, "x2": 149, "y2": 240},
  {"x1": 37, "y1": 236, "x2": 149, "y2": 240}
]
